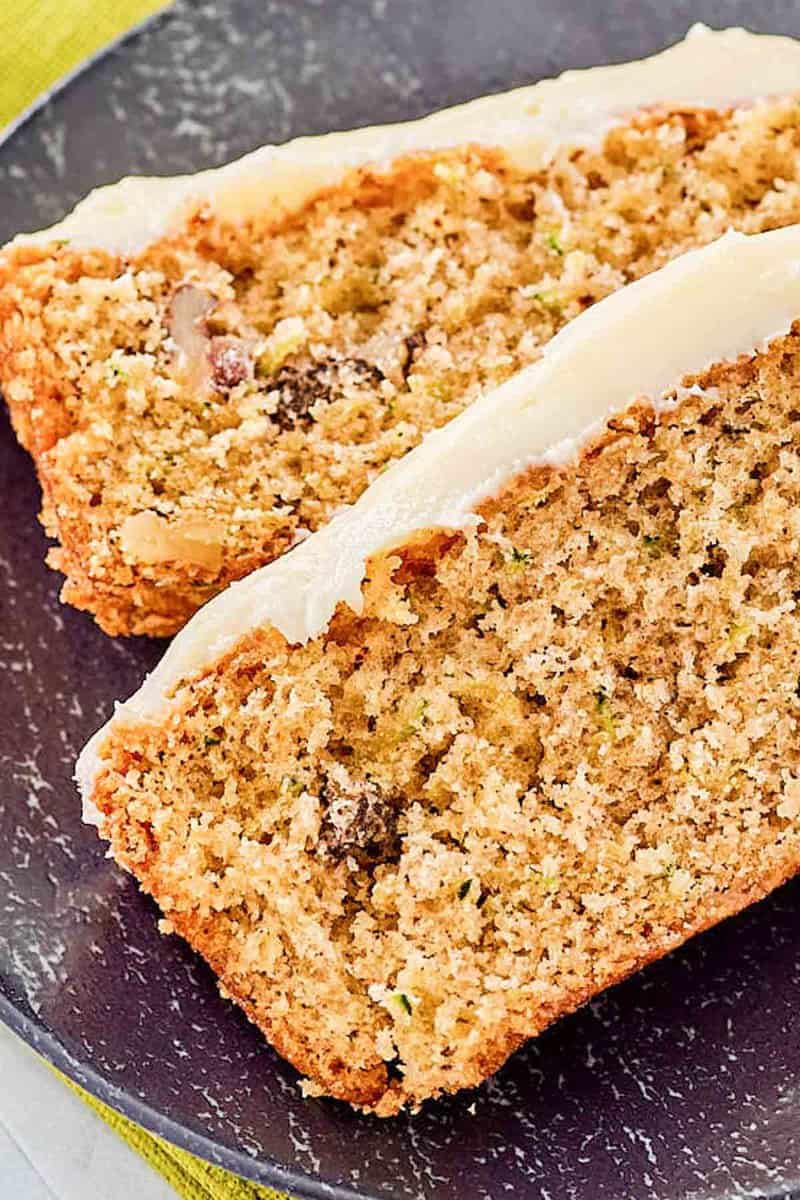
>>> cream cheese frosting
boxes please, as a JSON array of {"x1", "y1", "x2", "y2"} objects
[
  {"x1": 77, "y1": 225, "x2": 800, "y2": 807},
  {"x1": 16, "y1": 24, "x2": 800, "y2": 257}
]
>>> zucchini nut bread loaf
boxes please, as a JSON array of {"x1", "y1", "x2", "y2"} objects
[
  {"x1": 79, "y1": 228, "x2": 800, "y2": 1112},
  {"x1": 5, "y1": 25, "x2": 800, "y2": 633}
]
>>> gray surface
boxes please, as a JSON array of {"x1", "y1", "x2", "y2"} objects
[
  {"x1": 0, "y1": 1023, "x2": 176, "y2": 1200},
  {"x1": 2, "y1": 1, "x2": 800, "y2": 1198}
]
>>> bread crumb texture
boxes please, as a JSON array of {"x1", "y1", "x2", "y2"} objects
[
  {"x1": 90, "y1": 332, "x2": 800, "y2": 1112},
  {"x1": 4, "y1": 99, "x2": 800, "y2": 633}
]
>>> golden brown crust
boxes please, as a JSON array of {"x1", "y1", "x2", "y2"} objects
[
  {"x1": 0, "y1": 240, "x2": 295, "y2": 634},
  {"x1": 172, "y1": 908, "x2": 393, "y2": 1111}
]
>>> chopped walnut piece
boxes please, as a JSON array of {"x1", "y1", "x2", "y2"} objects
[
  {"x1": 168, "y1": 285, "x2": 216, "y2": 391},
  {"x1": 117, "y1": 510, "x2": 225, "y2": 572}
]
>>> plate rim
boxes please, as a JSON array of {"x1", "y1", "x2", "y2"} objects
[{"x1": 0, "y1": 988, "x2": 368, "y2": 1199}]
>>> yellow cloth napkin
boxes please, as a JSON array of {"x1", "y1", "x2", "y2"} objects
[
  {"x1": 2, "y1": 3, "x2": 294, "y2": 1196},
  {"x1": 0, "y1": 0, "x2": 167, "y2": 130}
]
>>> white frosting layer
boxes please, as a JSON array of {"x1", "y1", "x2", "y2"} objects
[
  {"x1": 77, "y1": 226, "x2": 800, "y2": 806},
  {"x1": 18, "y1": 24, "x2": 800, "y2": 257}
]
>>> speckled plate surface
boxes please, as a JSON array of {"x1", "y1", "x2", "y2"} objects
[{"x1": 3, "y1": 2, "x2": 800, "y2": 1197}]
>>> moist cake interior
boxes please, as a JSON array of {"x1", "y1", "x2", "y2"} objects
[
  {"x1": 90, "y1": 329, "x2": 800, "y2": 1111},
  {"x1": 6, "y1": 97, "x2": 800, "y2": 631}
]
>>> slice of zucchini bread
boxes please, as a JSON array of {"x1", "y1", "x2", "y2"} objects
[
  {"x1": 5, "y1": 26, "x2": 800, "y2": 634},
  {"x1": 79, "y1": 227, "x2": 800, "y2": 1113}
]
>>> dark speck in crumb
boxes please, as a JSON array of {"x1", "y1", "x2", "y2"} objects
[
  {"x1": 267, "y1": 357, "x2": 385, "y2": 431},
  {"x1": 318, "y1": 776, "x2": 400, "y2": 865}
]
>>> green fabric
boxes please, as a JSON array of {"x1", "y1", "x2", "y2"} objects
[
  {"x1": 1, "y1": 4, "x2": 293, "y2": 1196},
  {"x1": 0, "y1": 0, "x2": 169, "y2": 130}
]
